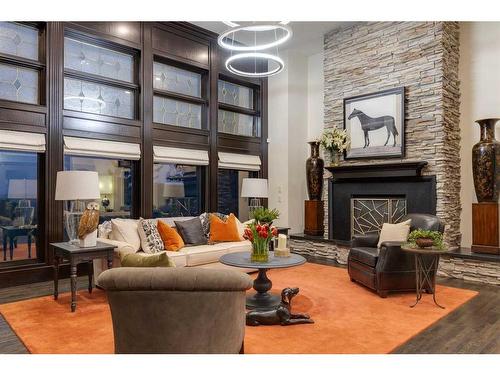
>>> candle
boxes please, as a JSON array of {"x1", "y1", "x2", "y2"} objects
[{"x1": 277, "y1": 234, "x2": 287, "y2": 249}]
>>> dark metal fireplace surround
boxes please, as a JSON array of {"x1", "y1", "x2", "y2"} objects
[{"x1": 327, "y1": 162, "x2": 436, "y2": 242}]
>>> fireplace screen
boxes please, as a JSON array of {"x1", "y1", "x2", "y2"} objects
[{"x1": 351, "y1": 198, "x2": 407, "y2": 238}]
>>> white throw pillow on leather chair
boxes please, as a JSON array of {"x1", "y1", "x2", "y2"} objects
[{"x1": 377, "y1": 219, "x2": 412, "y2": 248}]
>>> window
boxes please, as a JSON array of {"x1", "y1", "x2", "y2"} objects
[
  {"x1": 0, "y1": 22, "x2": 42, "y2": 105},
  {"x1": 217, "y1": 169, "x2": 255, "y2": 220},
  {"x1": 63, "y1": 34, "x2": 138, "y2": 120},
  {"x1": 153, "y1": 163, "x2": 204, "y2": 218},
  {"x1": 0, "y1": 151, "x2": 39, "y2": 263},
  {"x1": 64, "y1": 155, "x2": 132, "y2": 223},
  {"x1": 152, "y1": 60, "x2": 206, "y2": 129},
  {"x1": 217, "y1": 79, "x2": 260, "y2": 137}
]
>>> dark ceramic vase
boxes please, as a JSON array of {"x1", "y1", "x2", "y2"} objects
[
  {"x1": 306, "y1": 141, "x2": 324, "y2": 201},
  {"x1": 472, "y1": 118, "x2": 500, "y2": 202}
]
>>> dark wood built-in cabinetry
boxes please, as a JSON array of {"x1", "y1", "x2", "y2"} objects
[{"x1": 0, "y1": 22, "x2": 268, "y2": 287}]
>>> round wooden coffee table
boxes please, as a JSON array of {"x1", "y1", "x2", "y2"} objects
[
  {"x1": 401, "y1": 245, "x2": 450, "y2": 309},
  {"x1": 220, "y1": 251, "x2": 306, "y2": 310}
]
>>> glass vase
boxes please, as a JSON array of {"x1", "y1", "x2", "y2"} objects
[
  {"x1": 330, "y1": 151, "x2": 341, "y2": 167},
  {"x1": 251, "y1": 242, "x2": 269, "y2": 263}
]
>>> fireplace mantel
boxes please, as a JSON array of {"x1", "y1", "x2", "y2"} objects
[{"x1": 325, "y1": 161, "x2": 428, "y2": 180}]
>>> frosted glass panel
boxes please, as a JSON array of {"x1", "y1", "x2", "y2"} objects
[
  {"x1": 153, "y1": 62, "x2": 201, "y2": 97},
  {"x1": 0, "y1": 22, "x2": 38, "y2": 61},
  {"x1": 218, "y1": 80, "x2": 253, "y2": 109},
  {"x1": 64, "y1": 77, "x2": 134, "y2": 119},
  {"x1": 0, "y1": 63, "x2": 38, "y2": 104},
  {"x1": 153, "y1": 96, "x2": 201, "y2": 129},
  {"x1": 64, "y1": 37, "x2": 134, "y2": 83},
  {"x1": 217, "y1": 110, "x2": 256, "y2": 137}
]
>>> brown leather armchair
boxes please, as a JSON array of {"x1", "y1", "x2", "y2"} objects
[
  {"x1": 97, "y1": 267, "x2": 253, "y2": 353},
  {"x1": 347, "y1": 214, "x2": 445, "y2": 297}
]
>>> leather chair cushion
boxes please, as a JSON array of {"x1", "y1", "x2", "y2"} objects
[{"x1": 349, "y1": 247, "x2": 379, "y2": 267}]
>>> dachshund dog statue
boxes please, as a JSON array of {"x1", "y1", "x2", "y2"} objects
[{"x1": 246, "y1": 287, "x2": 314, "y2": 326}]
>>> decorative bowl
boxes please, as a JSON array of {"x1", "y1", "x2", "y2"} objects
[{"x1": 416, "y1": 238, "x2": 434, "y2": 248}]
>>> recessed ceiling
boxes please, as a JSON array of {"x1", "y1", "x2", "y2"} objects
[{"x1": 191, "y1": 21, "x2": 358, "y2": 55}]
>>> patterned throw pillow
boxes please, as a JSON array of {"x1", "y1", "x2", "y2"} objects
[
  {"x1": 138, "y1": 219, "x2": 164, "y2": 254},
  {"x1": 199, "y1": 212, "x2": 228, "y2": 238}
]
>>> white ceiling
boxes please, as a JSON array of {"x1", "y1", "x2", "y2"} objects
[{"x1": 192, "y1": 21, "x2": 358, "y2": 55}]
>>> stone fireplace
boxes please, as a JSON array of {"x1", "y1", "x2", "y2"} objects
[{"x1": 322, "y1": 21, "x2": 461, "y2": 247}]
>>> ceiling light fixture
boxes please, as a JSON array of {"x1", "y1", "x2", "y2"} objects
[
  {"x1": 218, "y1": 22, "x2": 292, "y2": 78},
  {"x1": 225, "y1": 52, "x2": 284, "y2": 78},
  {"x1": 218, "y1": 24, "x2": 292, "y2": 52}
]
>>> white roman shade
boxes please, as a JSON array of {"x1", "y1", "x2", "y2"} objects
[
  {"x1": 153, "y1": 146, "x2": 209, "y2": 166},
  {"x1": 218, "y1": 152, "x2": 261, "y2": 171},
  {"x1": 64, "y1": 136, "x2": 141, "y2": 160},
  {"x1": 0, "y1": 130, "x2": 46, "y2": 152}
]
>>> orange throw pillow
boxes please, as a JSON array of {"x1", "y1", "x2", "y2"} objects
[
  {"x1": 157, "y1": 220, "x2": 184, "y2": 251},
  {"x1": 209, "y1": 213, "x2": 242, "y2": 243}
]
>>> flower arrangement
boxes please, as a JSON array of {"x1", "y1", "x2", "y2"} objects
[
  {"x1": 319, "y1": 128, "x2": 350, "y2": 166},
  {"x1": 407, "y1": 229, "x2": 444, "y2": 249},
  {"x1": 244, "y1": 222, "x2": 278, "y2": 262}
]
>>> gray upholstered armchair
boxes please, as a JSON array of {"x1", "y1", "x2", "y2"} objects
[{"x1": 97, "y1": 267, "x2": 253, "y2": 354}]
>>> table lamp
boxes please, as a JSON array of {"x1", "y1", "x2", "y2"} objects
[
  {"x1": 241, "y1": 178, "x2": 268, "y2": 213},
  {"x1": 55, "y1": 171, "x2": 100, "y2": 244}
]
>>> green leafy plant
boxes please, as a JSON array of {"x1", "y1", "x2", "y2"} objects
[
  {"x1": 250, "y1": 207, "x2": 280, "y2": 224},
  {"x1": 407, "y1": 229, "x2": 444, "y2": 249}
]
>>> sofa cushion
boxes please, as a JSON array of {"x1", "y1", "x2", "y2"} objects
[
  {"x1": 199, "y1": 212, "x2": 229, "y2": 238},
  {"x1": 138, "y1": 219, "x2": 164, "y2": 254},
  {"x1": 111, "y1": 218, "x2": 141, "y2": 252},
  {"x1": 209, "y1": 213, "x2": 242, "y2": 243},
  {"x1": 175, "y1": 217, "x2": 207, "y2": 245},
  {"x1": 120, "y1": 251, "x2": 175, "y2": 268},
  {"x1": 165, "y1": 250, "x2": 188, "y2": 267},
  {"x1": 185, "y1": 241, "x2": 252, "y2": 267},
  {"x1": 349, "y1": 247, "x2": 379, "y2": 267},
  {"x1": 157, "y1": 220, "x2": 184, "y2": 251},
  {"x1": 377, "y1": 219, "x2": 411, "y2": 248}
]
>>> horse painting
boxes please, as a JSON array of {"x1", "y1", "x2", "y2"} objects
[{"x1": 348, "y1": 108, "x2": 399, "y2": 148}]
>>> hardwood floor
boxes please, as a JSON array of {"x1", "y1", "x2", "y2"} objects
[{"x1": 0, "y1": 259, "x2": 498, "y2": 354}]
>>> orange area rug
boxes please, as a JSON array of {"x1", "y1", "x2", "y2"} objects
[{"x1": 0, "y1": 263, "x2": 477, "y2": 354}]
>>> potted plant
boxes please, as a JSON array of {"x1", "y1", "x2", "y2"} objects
[
  {"x1": 319, "y1": 128, "x2": 350, "y2": 166},
  {"x1": 407, "y1": 229, "x2": 444, "y2": 249},
  {"x1": 250, "y1": 207, "x2": 280, "y2": 225},
  {"x1": 244, "y1": 222, "x2": 278, "y2": 262}
]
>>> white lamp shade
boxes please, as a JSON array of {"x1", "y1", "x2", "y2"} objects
[
  {"x1": 98, "y1": 175, "x2": 114, "y2": 195},
  {"x1": 55, "y1": 171, "x2": 100, "y2": 200},
  {"x1": 8, "y1": 179, "x2": 37, "y2": 199},
  {"x1": 241, "y1": 178, "x2": 268, "y2": 198},
  {"x1": 163, "y1": 182, "x2": 185, "y2": 198}
]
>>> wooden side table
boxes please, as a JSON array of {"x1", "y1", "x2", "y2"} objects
[
  {"x1": 51, "y1": 241, "x2": 116, "y2": 312},
  {"x1": 401, "y1": 245, "x2": 450, "y2": 309}
]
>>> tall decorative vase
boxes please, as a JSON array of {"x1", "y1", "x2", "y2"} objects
[
  {"x1": 472, "y1": 119, "x2": 500, "y2": 202},
  {"x1": 306, "y1": 141, "x2": 324, "y2": 200}
]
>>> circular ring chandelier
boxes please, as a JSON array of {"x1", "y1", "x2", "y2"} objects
[
  {"x1": 217, "y1": 24, "x2": 292, "y2": 52},
  {"x1": 217, "y1": 22, "x2": 291, "y2": 78},
  {"x1": 225, "y1": 52, "x2": 285, "y2": 78}
]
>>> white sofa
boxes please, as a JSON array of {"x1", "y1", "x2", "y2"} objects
[{"x1": 93, "y1": 216, "x2": 254, "y2": 276}]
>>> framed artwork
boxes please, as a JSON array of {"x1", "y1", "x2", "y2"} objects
[{"x1": 343, "y1": 87, "x2": 405, "y2": 159}]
